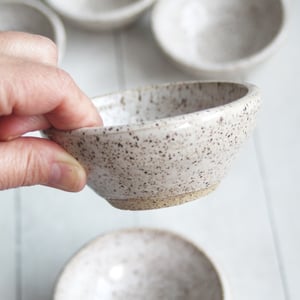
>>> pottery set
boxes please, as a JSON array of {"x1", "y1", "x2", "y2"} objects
[{"x1": 0, "y1": 0, "x2": 286, "y2": 299}]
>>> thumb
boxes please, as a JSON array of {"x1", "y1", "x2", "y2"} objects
[{"x1": 0, "y1": 137, "x2": 86, "y2": 192}]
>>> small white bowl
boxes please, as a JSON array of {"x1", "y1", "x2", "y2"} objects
[
  {"x1": 45, "y1": 0, "x2": 156, "y2": 31},
  {"x1": 54, "y1": 228, "x2": 229, "y2": 300},
  {"x1": 152, "y1": 0, "x2": 286, "y2": 79},
  {"x1": 45, "y1": 81, "x2": 260, "y2": 210},
  {"x1": 0, "y1": 0, "x2": 66, "y2": 62}
]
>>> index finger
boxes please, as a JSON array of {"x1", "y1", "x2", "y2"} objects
[
  {"x1": 0, "y1": 31, "x2": 58, "y2": 65},
  {"x1": 0, "y1": 58, "x2": 102, "y2": 137}
]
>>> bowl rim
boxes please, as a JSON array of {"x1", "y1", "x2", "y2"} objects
[
  {"x1": 151, "y1": 0, "x2": 287, "y2": 75},
  {"x1": 0, "y1": 0, "x2": 66, "y2": 63},
  {"x1": 53, "y1": 227, "x2": 231, "y2": 300},
  {"x1": 46, "y1": 80, "x2": 260, "y2": 136},
  {"x1": 44, "y1": 0, "x2": 156, "y2": 22}
]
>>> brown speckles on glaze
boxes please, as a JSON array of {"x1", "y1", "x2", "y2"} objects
[
  {"x1": 54, "y1": 229, "x2": 226, "y2": 300},
  {"x1": 45, "y1": 81, "x2": 261, "y2": 210}
]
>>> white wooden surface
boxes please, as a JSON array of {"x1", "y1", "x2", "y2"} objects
[
  {"x1": 0, "y1": 2, "x2": 299, "y2": 299},
  {"x1": 250, "y1": 1, "x2": 300, "y2": 299},
  {"x1": 0, "y1": 190, "x2": 16, "y2": 300}
]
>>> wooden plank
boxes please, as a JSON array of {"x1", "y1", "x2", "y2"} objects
[
  {"x1": 119, "y1": 13, "x2": 195, "y2": 88},
  {"x1": 0, "y1": 190, "x2": 16, "y2": 300},
  {"x1": 61, "y1": 25, "x2": 120, "y2": 97},
  {"x1": 20, "y1": 186, "x2": 136, "y2": 300},
  {"x1": 250, "y1": 1, "x2": 300, "y2": 298}
]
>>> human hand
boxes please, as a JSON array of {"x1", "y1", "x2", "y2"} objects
[{"x1": 0, "y1": 31, "x2": 102, "y2": 192}]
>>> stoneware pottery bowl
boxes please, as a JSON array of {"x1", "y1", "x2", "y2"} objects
[
  {"x1": 45, "y1": 81, "x2": 260, "y2": 210},
  {"x1": 54, "y1": 228, "x2": 229, "y2": 300},
  {"x1": 44, "y1": 0, "x2": 156, "y2": 31},
  {"x1": 0, "y1": 0, "x2": 66, "y2": 62},
  {"x1": 152, "y1": 0, "x2": 286, "y2": 79}
]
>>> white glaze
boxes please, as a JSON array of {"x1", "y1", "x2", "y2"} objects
[
  {"x1": 45, "y1": 81, "x2": 261, "y2": 210},
  {"x1": 54, "y1": 228, "x2": 229, "y2": 300},
  {"x1": 45, "y1": 0, "x2": 156, "y2": 30},
  {"x1": 152, "y1": 0, "x2": 286, "y2": 79}
]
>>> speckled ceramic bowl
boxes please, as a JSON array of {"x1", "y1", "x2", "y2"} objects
[
  {"x1": 45, "y1": 81, "x2": 260, "y2": 210},
  {"x1": 54, "y1": 228, "x2": 229, "y2": 300},
  {"x1": 0, "y1": 0, "x2": 66, "y2": 62},
  {"x1": 152, "y1": 0, "x2": 286, "y2": 79},
  {"x1": 45, "y1": 0, "x2": 156, "y2": 30}
]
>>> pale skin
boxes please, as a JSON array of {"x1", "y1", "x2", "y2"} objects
[{"x1": 0, "y1": 31, "x2": 102, "y2": 192}]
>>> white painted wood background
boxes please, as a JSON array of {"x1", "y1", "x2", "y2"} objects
[{"x1": 0, "y1": 1, "x2": 299, "y2": 299}]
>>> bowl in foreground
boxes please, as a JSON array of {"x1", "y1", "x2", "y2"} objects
[
  {"x1": 152, "y1": 0, "x2": 285, "y2": 79},
  {"x1": 0, "y1": 0, "x2": 65, "y2": 62},
  {"x1": 45, "y1": 81, "x2": 261, "y2": 210},
  {"x1": 54, "y1": 228, "x2": 229, "y2": 300}
]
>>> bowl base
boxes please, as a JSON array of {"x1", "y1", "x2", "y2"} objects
[{"x1": 107, "y1": 183, "x2": 219, "y2": 210}]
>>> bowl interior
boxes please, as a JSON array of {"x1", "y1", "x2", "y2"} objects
[
  {"x1": 55, "y1": 230, "x2": 223, "y2": 300},
  {"x1": 48, "y1": 0, "x2": 140, "y2": 14},
  {"x1": 94, "y1": 82, "x2": 248, "y2": 127},
  {"x1": 153, "y1": 0, "x2": 284, "y2": 65},
  {"x1": 0, "y1": 3, "x2": 56, "y2": 41}
]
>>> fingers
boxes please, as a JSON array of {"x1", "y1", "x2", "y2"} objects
[
  {"x1": 0, "y1": 31, "x2": 101, "y2": 191},
  {"x1": 0, "y1": 31, "x2": 58, "y2": 65},
  {"x1": 0, "y1": 137, "x2": 86, "y2": 191},
  {"x1": 1, "y1": 62, "x2": 102, "y2": 130},
  {"x1": 0, "y1": 115, "x2": 50, "y2": 140},
  {"x1": 0, "y1": 57, "x2": 102, "y2": 140}
]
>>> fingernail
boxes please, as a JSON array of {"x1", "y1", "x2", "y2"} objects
[{"x1": 49, "y1": 158, "x2": 86, "y2": 192}]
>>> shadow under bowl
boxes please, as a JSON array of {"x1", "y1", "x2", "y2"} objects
[
  {"x1": 45, "y1": 80, "x2": 261, "y2": 210},
  {"x1": 152, "y1": 0, "x2": 286, "y2": 79},
  {"x1": 54, "y1": 228, "x2": 229, "y2": 300}
]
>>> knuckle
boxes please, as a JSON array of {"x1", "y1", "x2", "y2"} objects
[
  {"x1": 22, "y1": 141, "x2": 46, "y2": 186},
  {"x1": 55, "y1": 68, "x2": 75, "y2": 92},
  {"x1": 34, "y1": 35, "x2": 58, "y2": 63},
  {"x1": 0, "y1": 32, "x2": 59, "y2": 64}
]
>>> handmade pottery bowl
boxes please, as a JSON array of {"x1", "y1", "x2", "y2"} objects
[
  {"x1": 152, "y1": 0, "x2": 286, "y2": 79},
  {"x1": 45, "y1": 81, "x2": 260, "y2": 210},
  {"x1": 0, "y1": 0, "x2": 66, "y2": 62},
  {"x1": 54, "y1": 228, "x2": 229, "y2": 300},
  {"x1": 45, "y1": 0, "x2": 156, "y2": 30}
]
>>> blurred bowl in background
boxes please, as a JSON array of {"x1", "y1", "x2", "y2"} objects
[
  {"x1": 0, "y1": 0, "x2": 66, "y2": 62},
  {"x1": 44, "y1": 0, "x2": 156, "y2": 31},
  {"x1": 45, "y1": 81, "x2": 260, "y2": 211},
  {"x1": 152, "y1": 0, "x2": 286, "y2": 79},
  {"x1": 54, "y1": 228, "x2": 229, "y2": 300}
]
